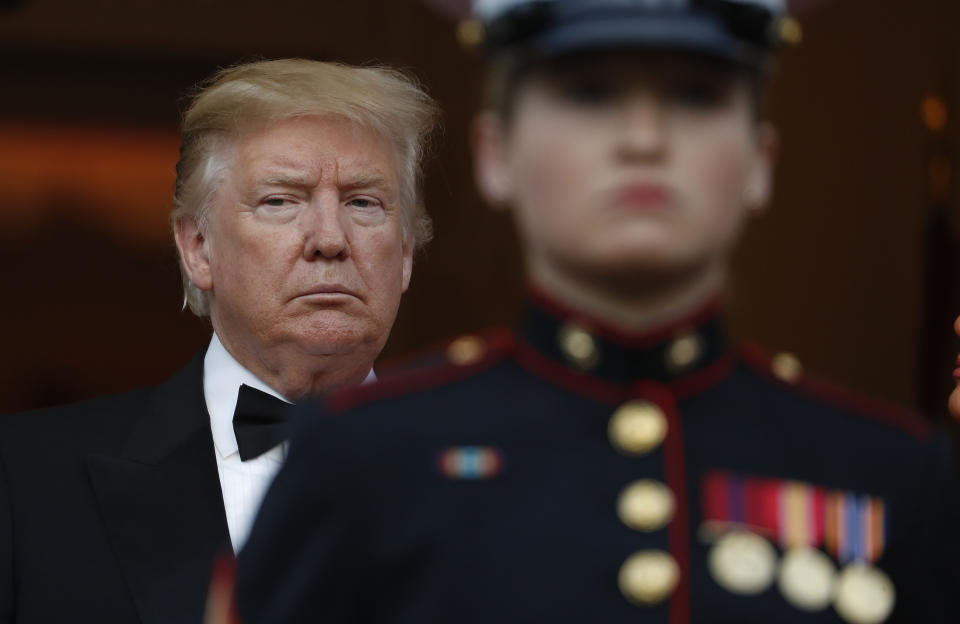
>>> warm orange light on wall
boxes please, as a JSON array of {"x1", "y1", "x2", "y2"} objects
[
  {"x1": 921, "y1": 95, "x2": 948, "y2": 133},
  {"x1": 0, "y1": 120, "x2": 181, "y2": 243}
]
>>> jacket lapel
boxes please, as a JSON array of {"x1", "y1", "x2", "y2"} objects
[{"x1": 86, "y1": 352, "x2": 231, "y2": 624}]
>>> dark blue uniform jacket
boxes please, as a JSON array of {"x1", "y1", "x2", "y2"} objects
[{"x1": 238, "y1": 293, "x2": 959, "y2": 624}]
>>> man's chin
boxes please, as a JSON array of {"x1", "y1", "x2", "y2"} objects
[
  {"x1": 293, "y1": 334, "x2": 367, "y2": 357},
  {"x1": 289, "y1": 318, "x2": 378, "y2": 358}
]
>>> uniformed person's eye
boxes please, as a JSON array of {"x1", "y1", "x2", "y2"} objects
[
  {"x1": 562, "y1": 78, "x2": 618, "y2": 105},
  {"x1": 669, "y1": 80, "x2": 730, "y2": 108}
]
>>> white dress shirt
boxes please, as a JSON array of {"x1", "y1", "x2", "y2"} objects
[{"x1": 203, "y1": 333, "x2": 373, "y2": 552}]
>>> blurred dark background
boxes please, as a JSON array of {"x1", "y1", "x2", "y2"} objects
[{"x1": 1, "y1": 0, "x2": 958, "y2": 423}]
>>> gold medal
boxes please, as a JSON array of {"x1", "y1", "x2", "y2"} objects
[
  {"x1": 778, "y1": 547, "x2": 836, "y2": 611},
  {"x1": 834, "y1": 563, "x2": 895, "y2": 624},
  {"x1": 708, "y1": 530, "x2": 777, "y2": 595}
]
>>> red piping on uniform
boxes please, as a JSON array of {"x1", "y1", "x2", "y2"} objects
[
  {"x1": 669, "y1": 355, "x2": 737, "y2": 400},
  {"x1": 373, "y1": 326, "x2": 514, "y2": 376},
  {"x1": 528, "y1": 283, "x2": 724, "y2": 348},
  {"x1": 205, "y1": 550, "x2": 241, "y2": 624},
  {"x1": 326, "y1": 331, "x2": 516, "y2": 414},
  {"x1": 514, "y1": 340, "x2": 626, "y2": 404},
  {"x1": 741, "y1": 344, "x2": 932, "y2": 440},
  {"x1": 629, "y1": 382, "x2": 691, "y2": 624}
]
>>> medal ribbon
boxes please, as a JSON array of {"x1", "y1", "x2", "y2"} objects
[{"x1": 703, "y1": 471, "x2": 886, "y2": 563}]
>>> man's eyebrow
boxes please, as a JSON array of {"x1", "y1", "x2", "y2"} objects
[
  {"x1": 339, "y1": 173, "x2": 392, "y2": 191},
  {"x1": 258, "y1": 173, "x2": 313, "y2": 187}
]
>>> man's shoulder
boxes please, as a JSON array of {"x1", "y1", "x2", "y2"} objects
[
  {"x1": 3, "y1": 386, "x2": 153, "y2": 428},
  {"x1": 0, "y1": 353, "x2": 205, "y2": 459},
  {"x1": 0, "y1": 387, "x2": 155, "y2": 455}
]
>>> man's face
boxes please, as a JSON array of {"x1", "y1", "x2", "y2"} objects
[
  {"x1": 178, "y1": 115, "x2": 412, "y2": 392},
  {"x1": 474, "y1": 53, "x2": 775, "y2": 291}
]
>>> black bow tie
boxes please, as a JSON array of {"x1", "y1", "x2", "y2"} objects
[{"x1": 232, "y1": 384, "x2": 291, "y2": 461}]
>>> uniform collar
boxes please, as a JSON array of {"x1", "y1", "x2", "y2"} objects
[{"x1": 518, "y1": 287, "x2": 729, "y2": 386}]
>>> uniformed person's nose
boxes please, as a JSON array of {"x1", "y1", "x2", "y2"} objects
[
  {"x1": 303, "y1": 197, "x2": 350, "y2": 260},
  {"x1": 616, "y1": 94, "x2": 667, "y2": 161}
]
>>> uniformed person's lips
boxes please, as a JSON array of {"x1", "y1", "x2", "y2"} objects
[{"x1": 613, "y1": 184, "x2": 672, "y2": 211}]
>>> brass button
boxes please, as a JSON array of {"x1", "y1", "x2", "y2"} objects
[
  {"x1": 778, "y1": 16, "x2": 803, "y2": 45},
  {"x1": 666, "y1": 333, "x2": 702, "y2": 372},
  {"x1": 558, "y1": 323, "x2": 599, "y2": 370},
  {"x1": 772, "y1": 352, "x2": 803, "y2": 383},
  {"x1": 617, "y1": 480, "x2": 675, "y2": 532},
  {"x1": 608, "y1": 401, "x2": 667, "y2": 456},
  {"x1": 618, "y1": 550, "x2": 680, "y2": 606},
  {"x1": 446, "y1": 335, "x2": 486, "y2": 366},
  {"x1": 456, "y1": 18, "x2": 485, "y2": 49}
]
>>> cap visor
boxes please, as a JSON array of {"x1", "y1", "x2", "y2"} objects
[{"x1": 533, "y1": 13, "x2": 757, "y2": 64}]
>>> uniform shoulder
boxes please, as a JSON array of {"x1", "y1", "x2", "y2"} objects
[
  {"x1": 327, "y1": 329, "x2": 516, "y2": 413},
  {"x1": 739, "y1": 343, "x2": 933, "y2": 441}
]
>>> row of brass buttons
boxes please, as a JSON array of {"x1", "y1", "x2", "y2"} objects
[{"x1": 610, "y1": 400, "x2": 679, "y2": 606}]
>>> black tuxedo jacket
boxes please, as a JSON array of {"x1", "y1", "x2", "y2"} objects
[{"x1": 0, "y1": 352, "x2": 231, "y2": 623}]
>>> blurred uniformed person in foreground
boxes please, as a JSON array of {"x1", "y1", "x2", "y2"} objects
[{"x1": 236, "y1": 1, "x2": 959, "y2": 622}]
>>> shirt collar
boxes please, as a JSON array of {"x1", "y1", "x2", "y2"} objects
[{"x1": 203, "y1": 333, "x2": 376, "y2": 459}]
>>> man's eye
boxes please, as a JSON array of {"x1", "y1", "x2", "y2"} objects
[
  {"x1": 349, "y1": 198, "x2": 380, "y2": 209},
  {"x1": 263, "y1": 198, "x2": 289, "y2": 207}
]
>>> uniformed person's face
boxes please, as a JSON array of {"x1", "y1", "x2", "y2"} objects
[
  {"x1": 176, "y1": 115, "x2": 413, "y2": 395},
  {"x1": 474, "y1": 53, "x2": 776, "y2": 300}
]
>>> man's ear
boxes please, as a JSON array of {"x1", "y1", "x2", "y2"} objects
[
  {"x1": 744, "y1": 122, "x2": 779, "y2": 214},
  {"x1": 470, "y1": 111, "x2": 514, "y2": 209},
  {"x1": 173, "y1": 215, "x2": 214, "y2": 291}
]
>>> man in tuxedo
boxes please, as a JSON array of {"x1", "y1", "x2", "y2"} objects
[{"x1": 0, "y1": 58, "x2": 438, "y2": 623}]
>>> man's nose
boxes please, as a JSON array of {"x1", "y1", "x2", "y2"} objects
[
  {"x1": 615, "y1": 93, "x2": 667, "y2": 161},
  {"x1": 302, "y1": 195, "x2": 350, "y2": 260}
]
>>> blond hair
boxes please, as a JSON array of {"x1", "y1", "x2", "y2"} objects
[{"x1": 171, "y1": 58, "x2": 440, "y2": 316}]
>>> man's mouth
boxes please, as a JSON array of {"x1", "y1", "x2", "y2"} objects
[{"x1": 297, "y1": 284, "x2": 361, "y2": 302}]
